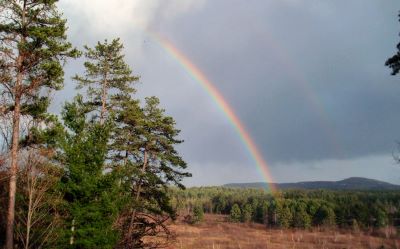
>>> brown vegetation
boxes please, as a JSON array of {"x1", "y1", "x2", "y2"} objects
[{"x1": 166, "y1": 214, "x2": 399, "y2": 249}]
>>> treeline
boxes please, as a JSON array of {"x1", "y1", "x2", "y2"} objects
[
  {"x1": 171, "y1": 187, "x2": 400, "y2": 229},
  {"x1": 0, "y1": 1, "x2": 189, "y2": 249}
]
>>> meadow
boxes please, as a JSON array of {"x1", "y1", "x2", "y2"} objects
[{"x1": 168, "y1": 214, "x2": 399, "y2": 249}]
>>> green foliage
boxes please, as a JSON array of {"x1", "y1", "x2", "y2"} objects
[
  {"x1": 276, "y1": 201, "x2": 292, "y2": 229},
  {"x1": 0, "y1": 2, "x2": 79, "y2": 247},
  {"x1": 212, "y1": 195, "x2": 227, "y2": 214},
  {"x1": 56, "y1": 98, "x2": 120, "y2": 248},
  {"x1": 374, "y1": 207, "x2": 389, "y2": 228},
  {"x1": 0, "y1": 0, "x2": 79, "y2": 114},
  {"x1": 73, "y1": 38, "x2": 138, "y2": 122},
  {"x1": 171, "y1": 187, "x2": 400, "y2": 230},
  {"x1": 192, "y1": 206, "x2": 204, "y2": 224},
  {"x1": 292, "y1": 201, "x2": 311, "y2": 229},
  {"x1": 255, "y1": 200, "x2": 269, "y2": 224},
  {"x1": 0, "y1": 3, "x2": 190, "y2": 248},
  {"x1": 241, "y1": 204, "x2": 253, "y2": 223},
  {"x1": 230, "y1": 204, "x2": 241, "y2": 222},
  {"x1": 114, "y1": 96, "x2": 191, "y2": 247},
  {"x1": 315, "y1": 204, "x2": 336, "y2": 227}
]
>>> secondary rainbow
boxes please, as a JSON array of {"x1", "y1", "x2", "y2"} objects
[{"x1": 150, "y1": 33, "x2": 276, "y2": 191}]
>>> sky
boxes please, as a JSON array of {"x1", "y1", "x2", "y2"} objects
[{"x1": 55, "y1": 0, "x2": 400, "y2": 186}]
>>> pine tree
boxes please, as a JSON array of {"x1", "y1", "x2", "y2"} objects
[
  {"x1": 373, "y1": 207, "x2": 388, "y2": 228},
  {"x1": 53, "y1": 39, "x2": 139, "y2": 248},
  {"x1": 241, "y1": 204, "x2": 253, "y2": 223},
  {"x1": 113, "y1": 96, "x2": 190, "y2": 248},
  {"x1": 57, "y1": 96, "x2": 120, "y2": 248},
  {"x1": 315, "y1": 204, "x2": 336, "y2": 227},
  {"x1": 0, "y1": 1, "x2": 78, "y2": 247},
  {"x1": 73, "y1": 38, "x2": 138, "y2": 124},
  {"x1": 230, "y1": 204, "x2": 241, "y2": 222},
  {"x1": 293, "y1": 202, "x2": 311, "y2": 229},
  {"x1": 268, "y1": 200, "x2": 278, "y2": 226},
  {"x1": 192, "y1": 205, "x2": 204, "y2": 224},
  {"x1": 276, "y1": 201, "x2": 293, "y2": 229},
  {"x1": 255, "y1": 200, "x2": 269, "y2": 224}
]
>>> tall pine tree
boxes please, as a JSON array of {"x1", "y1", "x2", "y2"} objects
[
  {"x1": 57, "y1": 96, "x2": 120, "y2": 248},
  {"x1": 113, "y1": 96, "x2": 191, "y2": 248},
  {"x1": 55, "y1": 38, "x2": 139, "y2": 248},
  {"x1": 72, "y1": 38, "x2": 138, "y2": 124},
  {"x1": 0, "y1": 1, "x2": 78, "y2": 248}
]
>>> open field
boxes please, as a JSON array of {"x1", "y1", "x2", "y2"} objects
[{"x1": 167, "y1": 214, "x2": 400, "y2": 249}]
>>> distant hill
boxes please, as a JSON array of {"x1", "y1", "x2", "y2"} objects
[{"x1": 223, "y1": 177, "x2": 400, "y2": 190}]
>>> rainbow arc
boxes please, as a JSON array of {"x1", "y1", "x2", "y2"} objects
[{"x1": 150, "y1": 33, "x2": 276, "y2": 191}]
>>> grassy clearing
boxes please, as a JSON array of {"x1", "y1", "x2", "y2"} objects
[{"x1": 165, "y1": 214, "x2": 399, "y2": 249}]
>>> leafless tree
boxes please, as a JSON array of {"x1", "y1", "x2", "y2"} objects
[{"x1": 14, "y1": 150, "x2": 62, "y2": 249}]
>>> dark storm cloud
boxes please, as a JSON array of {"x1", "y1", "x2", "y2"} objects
[
  {"x1": 149, "y1": 0, "x2": 400, "y2": 163},
  {"x1": 56, "y1": 1, "x2": 400, "y2": 184}
]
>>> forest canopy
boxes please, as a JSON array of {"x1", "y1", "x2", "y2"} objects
[{"x1": 171, "y1": 187, "x2": 400, "y2": 230}]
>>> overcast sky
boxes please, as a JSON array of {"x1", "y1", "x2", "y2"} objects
[{"x1": 56, "y1": 0, "x2": 400, "y2": 186}]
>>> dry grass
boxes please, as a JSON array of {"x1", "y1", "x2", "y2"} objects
[{"x1": 165, "y1": 214, "x2": 400, "y2": 249}]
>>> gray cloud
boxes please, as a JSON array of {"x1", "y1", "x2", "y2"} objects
[
  {"x1": 152, "y1": 0, "x2": 400, "y2": 162},
  {"x1": 56, "y1": 0, "x2": 400, "y2": 185}
]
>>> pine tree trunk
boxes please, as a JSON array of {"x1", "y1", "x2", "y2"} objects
[
  {"x1": 6, "y1": 89, "x2": 22, "y2": 249},
  {"x1": 134, "y1": 149, "x2": 148, "y2": 201},
  {"x1": 6, "y1": 2, "x2": 26, "y2": 246},
  {"x1": 127, "y1": 149, "x2": 148, "y2": 236},
  {"x1": 100, "y1": 73, "x2": 108, "y2": 125}
]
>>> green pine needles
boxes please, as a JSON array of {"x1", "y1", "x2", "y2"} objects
[
  {"x1": 73, "y1": 38, "x2": 139, "y2": 124},
  {"x1": 55, "y1": 38, "x2": 190, "y2": 248},
  {"x1": 57, "y1": 98, "x2": 120, "y2": 248},
  {"x1": 0, "y1": 1, "x2": 78, "y2": 248},
  {"x1": 112, "y1": 96, "x2": 191, "y2": 248},
  {"x1": 0, "y1": 2, "x2": 190, "y2": 249}
]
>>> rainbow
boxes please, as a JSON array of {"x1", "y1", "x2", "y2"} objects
[{"x1": 150, "y1": 33, "x2": 276, "y2": 191}]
